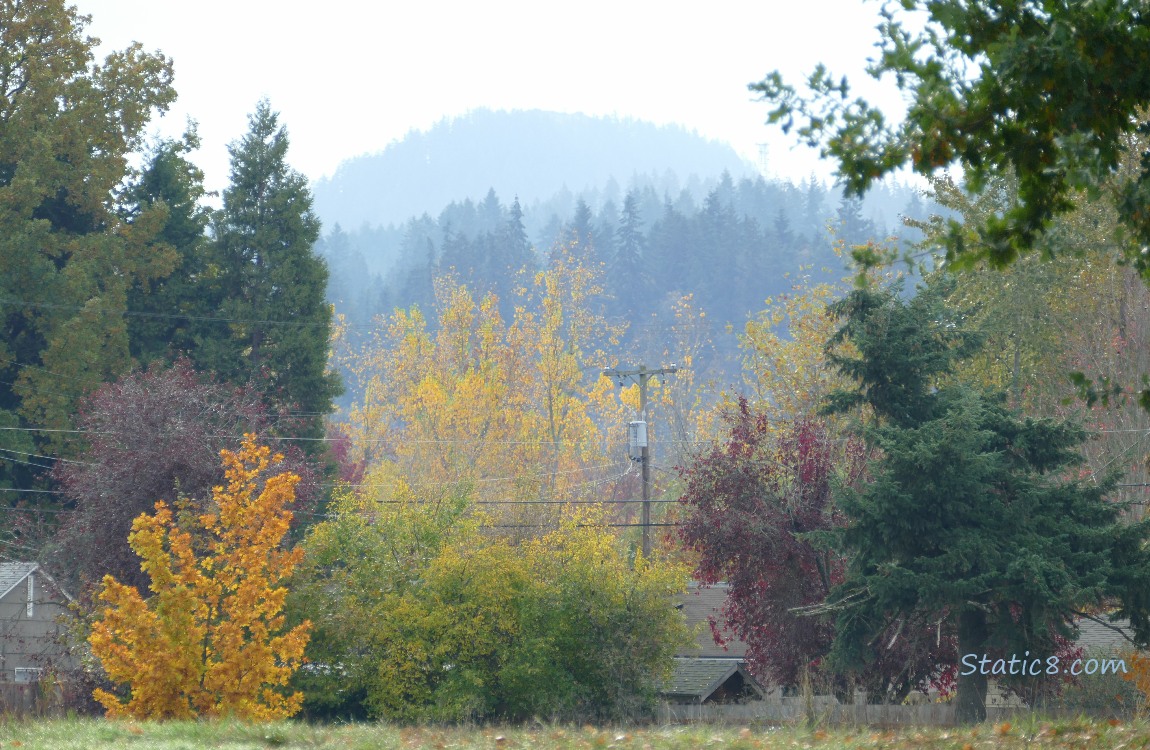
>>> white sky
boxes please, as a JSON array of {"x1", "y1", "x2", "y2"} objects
[{"x1": 73, "y1": 0, "x2": 910, "y2": 197}]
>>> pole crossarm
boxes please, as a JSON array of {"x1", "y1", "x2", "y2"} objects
[
  {"x1": 602, "y1": 364, "x2": 678, "y2": 558},
  {"x1": 601, "y1": 364, "x2": 679, "y2": 386}
]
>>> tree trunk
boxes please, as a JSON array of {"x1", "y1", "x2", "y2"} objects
[{"x1": 955, "y1": 608, "x2": 988, "y2": 724}]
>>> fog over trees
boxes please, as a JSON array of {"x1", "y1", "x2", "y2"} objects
[{"x1": 315, "y1": 110, "x2": 932, "y2": 408}]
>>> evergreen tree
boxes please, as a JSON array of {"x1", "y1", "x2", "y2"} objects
[
  {"x1": 595, "y1": 200, "x2": 619, "y2": 258},
  {"x1": 835, "y1": 195, "x2": 878, "y2": 245},
  {"x1": 438, "y1": 223, "x2": 476, "y2": 281},
  {"x1": 646, "y1": 199, "x2": 693, "y2": 298},
  {"x1": 400, "y1": 238, "x2": 438, "y2": 321},
  {"x1": 494, "y1": 196, "x2": 534, "y2": 276},
  {"x1": 822, "y1": 284, "x2": 1150, "y2": 723},
  {"x1": 489, "y1": 196, "x2": 535, "y2": 320},
  {"x1": 609, "y1": 190, "x2": 648, "y2": 317},
  {"x1": 202, "y1": 100, "x2": 342, "y2": 443},
  {"x1": 507, "y1": 198, "x2": 531, "y2": 253},
  {"x1": 319, "y1": 225, "x2": 374, "y2": 330},
  {"x1": 699, "y1": 186, "x2": 740, "y2": 318},
  {"x1": 773, "y1": 208, "x2": 795, "y2": 254},
  {"x1": 801, "y1": 177, "x2": 829, "y2": 239},
  {"x1": 478, "y1": 187, "x2": 504, "y2": 234},
  {"x1": 124, "y1": 129, "x2": 211, "y2": 365},
  {"x1": 566, "y1": 198, "x2": 596, "y2": 263}
]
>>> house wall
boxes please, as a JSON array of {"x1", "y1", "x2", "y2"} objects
[{"x1": 0, "y1": 573, "x2": 74, "y2": 679}]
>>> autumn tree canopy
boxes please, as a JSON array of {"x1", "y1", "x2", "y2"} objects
[
  {"x1": 88, "y1": 435, "x2": 311, "y2": 721},
  {"x1": 49, "y1": 360, "x2": 320, "y2": 595},
  {"x1": 342, "y1": 243, "x2": 632, "y2": 530}
]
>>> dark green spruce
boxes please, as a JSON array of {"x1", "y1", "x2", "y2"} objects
[
  {"x1": 200, "y1": 100, "x2": 342, "y2": 444},
  {"x1": 124, "y1": 129, "x2": 212, "y2": 366},
  {"x1": 821, "y1": 284, "x2": 1150, "y2": 724}
]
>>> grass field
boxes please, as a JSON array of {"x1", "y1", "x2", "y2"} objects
[{"x1": 0, "y1": 717, "x2": 1145, "y2": 750}]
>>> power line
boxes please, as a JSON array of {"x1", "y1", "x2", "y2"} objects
[
  {"x1": 0, "y1": 448, "x2": 92, "y2": 467},
  {"x1": 0, "y1": 452, "x2": 52, "y2": 470},
  {"x1": 0, "y1": 424, "x2": 642, "y2": 447},
  {"x1": 0, "y1": 297, "x2": 333, "y2": 329}
]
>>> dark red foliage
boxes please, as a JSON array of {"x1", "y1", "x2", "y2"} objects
[
  {"x1": 679, "y1": 398, "x2": 864, "y2": 688},
  {"x1": 49, "y1": 359, "x2": 320, "y2": 596},
  {"x1": 680, "y1": 398, "x2": 961, "y2": 701},
  {"x1": 326, "y1": 423, "x2": 366, "y2": 486}
]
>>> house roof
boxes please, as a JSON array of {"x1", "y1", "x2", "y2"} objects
[
  {"x1": 677, "y1": 582, "x2": 748, "y2": 658},
  {"x1": 663, "y1": 657, "x2": 764, "y2": 702},
  {"x1": 0, "y1": 562, "x2": 72, "y2": 603},
  {"x1": 0, "y1": 563, "x2": 38, "y2": 601},
  {"x1": 1075, "y1": 616, "x2": 1137, "y2": 654}
]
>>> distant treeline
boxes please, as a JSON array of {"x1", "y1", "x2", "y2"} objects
[{"x1": 320, "y1": 170, "x2": 933, "y2": 403}]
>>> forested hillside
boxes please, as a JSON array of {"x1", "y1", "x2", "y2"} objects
[
  {"x1": 318, "y1": 146, "x2": 932, "y2": 408},
  {"x1": 312, "y1": 109, "x2": 757, "y2": 231}
]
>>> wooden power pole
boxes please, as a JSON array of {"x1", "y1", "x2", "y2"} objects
[{"x1": 602, "y1": 363, "x2": 677, "y2": 558}]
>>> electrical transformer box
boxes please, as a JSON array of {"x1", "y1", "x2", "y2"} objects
[{"x1": 628, "y1": 420, "x2": 647, "y2": 460}]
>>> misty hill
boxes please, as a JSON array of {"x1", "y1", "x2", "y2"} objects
[{"x1": 312, "y1": 109, "x2": 756, "y2": 230}]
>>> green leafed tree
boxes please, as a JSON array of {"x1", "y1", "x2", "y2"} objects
[
  {"x1": 200, "y1": 100, "x2": 342, "y2": 443},
  {"x1": 820, "y1": 284, "x2": 1150, "y2": 723},
  {"x1": 0, "y1": 0, "x2": 175, "y2": 474},
  {"x1": 753, "y1": 0, "x2": 1150, "y2": 273},
  {"x1": 290, "y1": 483, "x2": 689, "y2": 723}
]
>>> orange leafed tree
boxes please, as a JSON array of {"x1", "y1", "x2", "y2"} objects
[
  {"x1": 88, "y1": 434, "x2": 311, "y2": 720},
  {"x1": 1126, "y1": 651, "x2": 1150, "y2": 708}
]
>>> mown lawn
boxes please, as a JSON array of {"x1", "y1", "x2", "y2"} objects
[{"x1": 0, "y1": 717, "x2": 1145, "y2": 750}]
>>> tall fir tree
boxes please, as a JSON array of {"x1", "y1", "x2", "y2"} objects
[
  {"x1": 565, "y1": 198, "x2": 597, "y2": 265},
  {"x1": 822, "y1": 283, "x2": 1150, "y2": 723},
  {"x1": 608, "y1": 190, "x2": 649, "y2": 318},
  {"x1": 124, "y1": 129, "x2": 211, "y2": 365},
  {"x1": 835, "y1": 195, "x2": 878, "y2": 246},
  {"x1": 201, "y1": 101, "x2": 341, "y2": 443}
]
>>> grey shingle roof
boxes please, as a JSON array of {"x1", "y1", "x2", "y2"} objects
[
  {"x1": 0, "y1": 562, "x2": 37, "y2": 601},
  {"x1": 663, "y1": 657, "x2": 764, "y2": 702},
  {"x1": 677, "y1": 582, "x2": 749, "y2": 658},
  {"x1": 1075, "y1": 616, "x2": 1138, "y2": 654}
]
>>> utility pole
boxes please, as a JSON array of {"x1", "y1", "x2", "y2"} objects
[{"x1": 603, "y1": 363, "x2": 677, "y2": 559}]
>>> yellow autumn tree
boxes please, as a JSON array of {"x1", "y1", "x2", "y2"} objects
[
  {"x1": 343, "y1": 242, "x2": 629, "y2": 530},
  {"x1": 88, "y1": 435, "x2": 311, "y2": 720}
]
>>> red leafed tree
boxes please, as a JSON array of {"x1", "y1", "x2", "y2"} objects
[
  {"x1": 679, "y1": 398, "x2": 954, "y2": 701},
  {"x1": 49, "y1": 359, "x2": 319, "y2": 595}
]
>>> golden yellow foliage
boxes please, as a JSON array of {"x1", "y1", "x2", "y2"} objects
[
  {"x1": 88, "y1": 435, "x2": 311, "y2": 720},
  {"x1": 342, "y1": 243, "x2": 631, "y2": 530},
  {"x1": 737, "y1": 269, "x2": 854, "y2": 431}
]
